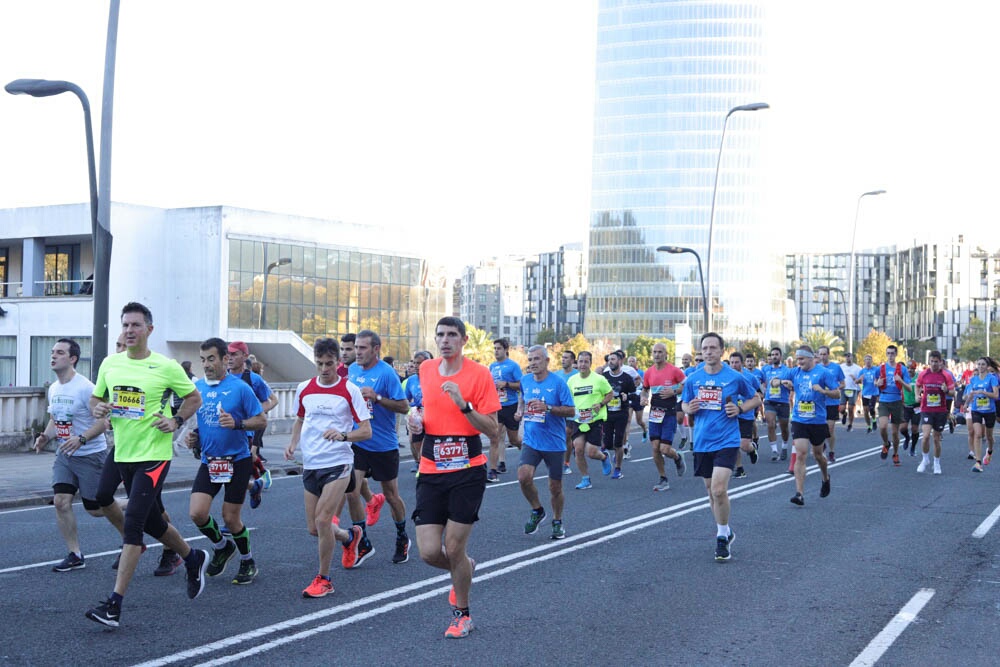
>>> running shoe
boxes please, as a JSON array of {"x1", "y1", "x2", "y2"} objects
[
  {"x1": 52, "y1": 552, "x2": 85, "y2": 572},
  {"x1": 892, "y1": 453, "x2": 900, "y2": 467},
  {"x1": 341, "y1": 525, "x2": 363, "y2": 569},
  {"x1": 575, "y1": 476, "x2": 593, "y2": 490},
  {"x1": 498, "y1": 461, "x2": 507, "y2": 474},
  {"x1": 524, "y1": 508, "x2": 547, "y2": 535},
  {"x1": 153, "y1": 550, "x2": 183, "y2": 577},
  {"x1": 448, "y1": 557, "x2": 476, "y2": 606},
  {"x1": 949, "y1": 421, "x2": 955, "y2": 434},
  {"x1": 985, "y1": 450, "x2": 993, "y2": 466},
  {"x1": 866, "y1": 426, "x2": 872, "y2": 434},
  {"x1": 623, "y1": 444, "x2": 631, "y2": 459},
  {"x1": 780, "y1": 448, "x2": 788, "y2": 461},
  {"x1": 445, "y1": 610, "x2": 475, "y2": 638},
  {"x1": 562, "y1": 463, "x2": 572, "y2": 475},
  {"x1": 355, "y1": 539, "x2": 375, "y2": 567},
  {"x1": 652, "y1": 477, "x2": 670, "y2": 492},
  {"x1": 551, "y1": 520, "x2": 566, "y2": 540},
  {"x1": 185, "y1": 549, "x2": 209, "y2": 599},
  {"x1": 206, "y1": 540, "x2": 237, "y2": 577},
  {"x1": 910, "y1": 441, "x2": 918, "y2": 456},
  {"x1": 733, "y1": 467, "x2": 747, "y2": 479},
  {"x1": 714, "y1": 536, "x2": 731, "y2": 562},
  {"x1": 770, "y1": 451, "x2": 779, "y2": 462},
  {"x1": 232, "y1": 559, "x2": 258, "y2": 585},
  {"x1": 486, "y1": 469, "x2": 500, "y2": 483},
  {"x1": 820, "y1": 476, "x2": 831, "y2": 498},
  {"x1": 727, "y1": 530, "x2": 736, "y2": 548},
  {"x1": 261, "y1": 468, "x2": 273, "y2": 490},
  {"x1": 841, "y1": 412, "x2": 847, "y2": 425},
  {"x1": 790, "y1": 492, "x2": 804, "y2": 506},
  {"x1": 641, "y1": 432, "x2": 648, "y2": 443},
  {"x1": 675, "y1": 453, "x2": 686, "y2": 476},
  {"x1": 973, "y1": 462, "x2": 984, "y2": 473},
  {"x1": 933, "y1": 460, "x2": 942, "y2": 475},
  {"x1": 601, "y1": 453, "x2": 613, "y2": 476},
  {"x1": 112, "y1": 543, "x2": 147, "y2": 571},
  {"x1": 366, "y1": 492, "x2": 386, "y2": 526},
  {"x1": 302, "y1": 574, "x2": 333, "y2": 598},
  {"x1": 847, "y1": 424, "x2": 853, "y2": 432},
  {"x1": 828, "y1": 451, "x2": 836, "y2": 464},
  {"x1": 917, "y1": 459, "x2": 928, "y2": 473},
  {"x1": 611, "y1": 467, "x2": 623, "y2": 480},
  {"x1": 85, "y1": 599, "x2": 121, "y2": 628},
  {"x1": 880, "y1": 444, "x2": 889, "y2": 460},
  {"x1": 249, "y1": 478, "x2": 264, "y2": 509},
  {"x1": 392, "y1": 535, "x2": 410, "y2": 564},
  {"x1": 968, "y1": 452, "x2": 976, "y2": 460},
  {"x1": 748, "y1": 443, "x2": 758, "y2": 465}
]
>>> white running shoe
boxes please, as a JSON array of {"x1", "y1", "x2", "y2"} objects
[
  {"x1": 933, "y1": 460, "x2": 942, "y2": 475},
  {"x1": 916, "y1": 459, "x2": 927, "y2": 473}
]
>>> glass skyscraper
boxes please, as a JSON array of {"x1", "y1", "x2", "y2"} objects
[{"x1": 586, "y1": 0, "x2": 788, "y2": 348}]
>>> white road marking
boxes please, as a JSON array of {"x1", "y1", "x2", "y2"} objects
[
  {"x1": 848, "y1": 588, "x2": 935, "y2": 667},
  {"x1": 972, "y1": 502, "x2": 1000, "y2": 538}
]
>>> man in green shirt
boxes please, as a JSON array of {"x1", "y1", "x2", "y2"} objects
[
  {"x1": 85, "y1": 302, "x2": 208, "y2": 629},
  {"x1": 567, "y1": 351, "x2": 614, "y2": 490}
]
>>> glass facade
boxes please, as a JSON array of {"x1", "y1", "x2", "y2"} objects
[
  {"x1": 586, "y1": 0, "x2": 786, "y2": 346},
  {"x1": 227, "y1": 239, "x2": 448, "y2": 361}
]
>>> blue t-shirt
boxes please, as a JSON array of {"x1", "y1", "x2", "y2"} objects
[
  {"x1": 490, "y1": 358, "x2": 523, "y2": 407},
  {"x1": 230, "y1": 370, "x2": 272, "y2": 438},
  {"x1": 520, "y1": 373, "x2": 575, "y2": 452},
  {"x1": 349, "y1": 360, "x2": 406, "y2": 452},
  {"x1": 194, "y1": 374, "x2": 262, "y2": 462},
  {"x1": 556, "y1": 369, "x2": 579, "y2": 382},
  {"x1": 965, "y1": 374, "x2": 999, "y2": 413},
  {"x1": 737, "y1": 369, "x2": 759, "y2": 421},
  {"x1": 681, "y1": 366, "x2": 757, "y2": 452},
  {"x1": 404, "y1": 374, "x2": 424, "y2": 409},
  {"x1": 819, "y1": 362, "x2": 846, "y2": 387},
  {"x1": 683, "y1": 362, "x2": 704, "y2": 378},
  {"x1": 877, "y1": 363, "x2": 911, "y2": 403},
  {"x1": 789, "y1": 366, "x2": 839, "y2": 425},
  {"x1": 859, "y1": 366, "x2": 880, "y2": 398},
  {"x1": 760, "y1": 364, "x2": 793, "y2": 403}
]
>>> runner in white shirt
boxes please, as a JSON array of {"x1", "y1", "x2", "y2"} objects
[{"x1": 839, "y1": 352, "x2": 863, "y2": 432}]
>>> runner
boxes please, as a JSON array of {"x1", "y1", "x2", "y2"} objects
[
  {"x1": 34, "y1": 338, "x2": 123, "y2": 572},
  {"x1": 557, "y1": 351, "x2": 578, "y2": 475},
  {"x1": 760, "y1": 347, "x2": 793, "y2": 462},
  {"x1": 284, "y1": 337, "x2": 371, "y2": 598},
  {"x1": 487, "y1": 338, "x2": 523, "y2": 482},
  {"x1": 625, "y1": 354, "x2": 647, "y2": 447},
  {"x1": 347, "y1": 330, "x2": 411, "y2": 565},
  {"x1": 640, "y1": 342, "x2": 686, "y2": 491},
  {"x1": 915, "y1": 351, "x2": 954, "y2": 475},
  {"x1": 964, "y1": 357, "x2": 999, "y2": 473},
  {"x1": 900, "y1": 359, "x2": 922, "y2": 456},
  {"x1": 783, "y1": 345, "x2": 837, "y2": 505},
  {"x1": 601, "y1": 350, "x2": 637, "y2": 479},
  {"x1": 226, "y1": 341, "x2": 277, "y2": 506},
  {"x1": 186, "y1": 338, "x2": 266, "y2": 585},
  {"x1": 85, "y1": 302, "x2": 209, "y2": 628},
  {"x1": 517, "y1": 345, "x2": 575, "y2": 539},
  {"x1": 875, "y1": 345, "x2": 913, "y2": 467},
  {"x1": 727, "y1": 351, "x2": 761, "y2": 479},
  {"x1": 567, "y1": 351, "x2": 614, "y2": 490},
  {"x1": 816, "y1": 346, "x2": 846, "y2": 463},
  {"x1": 858, "y1": 355, "x2": 880, "y2": 434},
  {"x1": 839, "y1": 352, "x2": 862, "y2": 432},
  {"x1": 681, "y1": 333, "x2": 761, "y2": 561},
  {"x1": 744, "y1": 354, "x2": 764, "y2": 447},
  {"x1": 409, "y1": 317, "x2": 500, "y2": 638},
  {"x1": 404, "y1": 350, "x2": 433, "y2": 473}
]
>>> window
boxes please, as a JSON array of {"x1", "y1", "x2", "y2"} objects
[
  {"x1": 0, "y1": 336, "x2": 14, "y2": 385},
  {"x1": 44, "y1": 244, "x2": 81, "y2": 295},
  {"x1": 0, "y1": 247, "x2": 7, "y2": 297},
  {"x1": 30, "y1": 336, "x2": 92, "y2": 386}
]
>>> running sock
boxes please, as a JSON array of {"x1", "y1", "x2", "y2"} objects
[
  {"x1": 354, "y1": 520, "x2": 368, "y2": 541},
  {"x1": 197, "y1": 516, "x2": 224, "y2": 545},
  {"x1": 232, "y1": 525, "x2": 251, "y2": 556},
  {"x1": 109, "y1": 592, "x2": 123, "y2": 606},
  {"x1": 716, "y1": 524, "x2": 730, "y2": 538},
  {"x1": 394, "y1": 520, "x2": 407, "y2": 538},
  {"x1": 457, "y1": 607, "x2": 470, "y2": 617}
]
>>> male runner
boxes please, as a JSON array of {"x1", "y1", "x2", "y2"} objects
[
  {"x1": 85, "y1": 302, "x2": 208, "y2": 628},
  {"x1": 35, "y1": 338, "x2": 123, "y2": 572},
  {"x1": 227, "y1": 341, "x2": 277, "y2": 505},
  {"x1": 876, "y1": 345, "x2": 912, "y2": 466},
  {"x1": 728, "y1": 351, "x2": 761, "y2": 478},
  {"x1": 840, "y1": 352, "x2": 863, "y2": 431},
  {"x1": 760, "y1": 347, "x2": 793, "y2": 461},
  {"x1": 681, "y1": 333, "x2": 761, "y2": 561},
  {"x1": 783, "y1": 345, "x2": 837, "y2": 505},
  {"x1": 567, "y1": 351, "x2": 614, "y2": 490},
  {"x1": 409, "y1": 317, "x2": 500, "y2": 638},
  {"x1": 186, "y1": 338, "x2": 266, "y2": 585},
  {"x1": 915, "y1": 351, "x2": 954, "y2": 474},
  {"x1": 557, "y1": 351, "x2": 579, "y2": 475},
  {"x1": 518, "y1": 345, "x2": 576, "y2": 539},
  {"x1": 900, "y1": 359, "x2": 922, "y2": 455},
  {"x1": 858, "y1": 354, "x2": 880, "y2": 433},
  {"x1": 338, "y1": 333, "x2": 356, "y2": 378},
  {"x1": 744, "y1": 354, "x2": 765, "y2": 446},
  {"x1": 347, "y1": 330, "x2": 411, "y2": 565},
  {"x1": 641, "y1": 342, "x2": 686, "y2": 491},
  {"x1": 816, "y1": 346, "x2": 846, "y2": 463},
  {"x1": 405, "y1": 350, "x2": 433, "y2": 472},
  {"x1": 285, "y1": 337, "x2": 371, "y2": 598},
  {"x1": 624, "y1": 354, "x2": 647, "y2": 446},
  {"x1": 601, "y1": 350, "x2": 636, "y2": 479},
  {"x1": 487, "y1": 338, "x2": 523, "y2": 482}
]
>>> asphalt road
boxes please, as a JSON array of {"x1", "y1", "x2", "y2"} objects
[{"x1": 1, "y1": 424, "x2": 997, "y2": 666}]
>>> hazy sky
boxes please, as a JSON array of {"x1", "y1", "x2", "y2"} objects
[{"x1": 2, "y1": 1, "x2": 998, "y2": 272}]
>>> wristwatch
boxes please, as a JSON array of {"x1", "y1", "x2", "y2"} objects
[
  {"x1": 79, "y1": 434, "x2": 88, "y2": 445},
  {"x1": 461, "y1": 401, "x2": 474, "y2": 414},
  {"x1": 173, "y1": 415, "x2": 185, "y2": 429},
  {"x1": 375, "y1": 394, "x2": 383, "y2": 403}
]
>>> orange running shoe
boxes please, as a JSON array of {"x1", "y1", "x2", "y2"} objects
[
  {"x1": 302, "y1": 574, "x2": 333, "y2": 598},
  {"x1": 341, "y1": 525, "x2": 362, "y2": 569},
  {"x1": 366, "y1": 493, "x2": 386, "y2": 527},
  {"x1": 444, "y1": 610, "x2": 475, "y2": 638}
]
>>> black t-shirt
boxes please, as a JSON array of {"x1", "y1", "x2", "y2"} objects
[{"x1": 602, "y1": 369, "x2": 636, "y2": 420}]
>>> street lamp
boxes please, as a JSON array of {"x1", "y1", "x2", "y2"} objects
[
  {"x1": 812, "y1": 286, "x2": 847, "y2": 340},
  {"x1": 658, "y1": 245, "x2": 708, "y2": 334},
  {"x1": 847, "y1": 189, "x2": 887, "y2": 354},
  {"x1": 5, "y1": 78, "x2": 113, "y2": 378},
  {"x1": 705, "y1": 102, "x2": 770, "y2": 333},
  {"x1": 259, "y1": 257, "x2": 291, "y2": 329}
]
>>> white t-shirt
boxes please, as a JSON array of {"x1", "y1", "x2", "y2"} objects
[
  {"x1": 48, "y1": 372, "x2": 107, "y2": 456},
  {"x1": 293, "y1": 376, "x2": 371, "y2": 470},
  {"x1": 840, "y1": 363, "x2": 863, "y2": 391}
]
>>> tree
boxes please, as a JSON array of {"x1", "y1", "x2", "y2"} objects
[
  {"x1": 955, "y1": 317, "x2": 1000, "y2": 361},
  {"x1": 739, "y1": 340, "x2": 769, "y2": 362},
  {"x1": 564, "y1": 333, "x2": 591, "y2": 357},
  {"x1": 797, "y1": 329, "x2": 844, "y2": 358},
  {"x1": 627, "y1": 335, "x2": 675, "y2": 369},
  {"x1": 535, "y1": 328, "x2": 556, "y2": 345},
  {"x1": 463, "y1": 325, "x2": 495, "y2": 365},
  {"x1": 855, "y1": 329, "x2": 904, "y2": 365}
]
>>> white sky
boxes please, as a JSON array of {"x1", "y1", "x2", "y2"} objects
[{"x1": 2, "y1": 1, "x2": 999, "y2": 272}]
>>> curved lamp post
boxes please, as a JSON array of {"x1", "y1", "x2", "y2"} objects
[
  {"x1": 847, "y1": 189, "x2": 886, "y2": 354},
  {"x1": 259, "y1": 257, "x2": 291, "y2": 329},
  {"x1": 658, "y1": 245, "x2": 708, "y2": 334}
]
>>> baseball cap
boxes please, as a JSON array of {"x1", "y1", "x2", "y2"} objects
[{"x1": 228, "y1": 341, "x2": 249, "y2": 355}]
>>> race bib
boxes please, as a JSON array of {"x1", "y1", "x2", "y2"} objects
[
  {"x1": 926, "y1": 393, "x2": 942, "y2": 407},
  {"x1": 497, "y1": 388, "x2": 508, "y2": 402},
  {"x1": 608, "y1": 397, "x2": 622, "y2": 412},
  {"x1": 208, "y1": 457, "x2": 234, "y2": 484},
  {"x1": 976, "y1": 396, "x2": 990, "y2": 410},
  {"x1": 797, "y1": 401, "x2": 816, "y2": 419},
  {"x1": 844, "y1": 389, "x2": 855, "y2": 398},
  {"x1": 432, "y1": 437, "x2": 470, "y2": 471},
  {"x1": 697, "y1": 386, "x2": 723, "y2": 410},
  {"x1": 54, "y1": 419, "x2": 72, "y2": 440},
  {"x1": 524, "y1": 403, "x2": 546, "y2": 423},
  {"x1": 111, "y1": 386, "x2": 146, "y2": 420},
  {"x1": 649, "y1": 408, "x2": 665, "y2": 424},
  {"x1": 577, "y1": 408, "x2": 594, "y2": 423},
  {"x1": 768, "y1": 384, "x2": 781, "y2": 398}
]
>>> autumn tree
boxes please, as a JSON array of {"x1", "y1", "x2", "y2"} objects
[{"x1": 855, "y1": 329, "x2": 904, "y2": 365}]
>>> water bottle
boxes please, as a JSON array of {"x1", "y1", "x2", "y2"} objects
[{"x1": 408, "y1": 406, "x2": 424, "y2": 435}]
